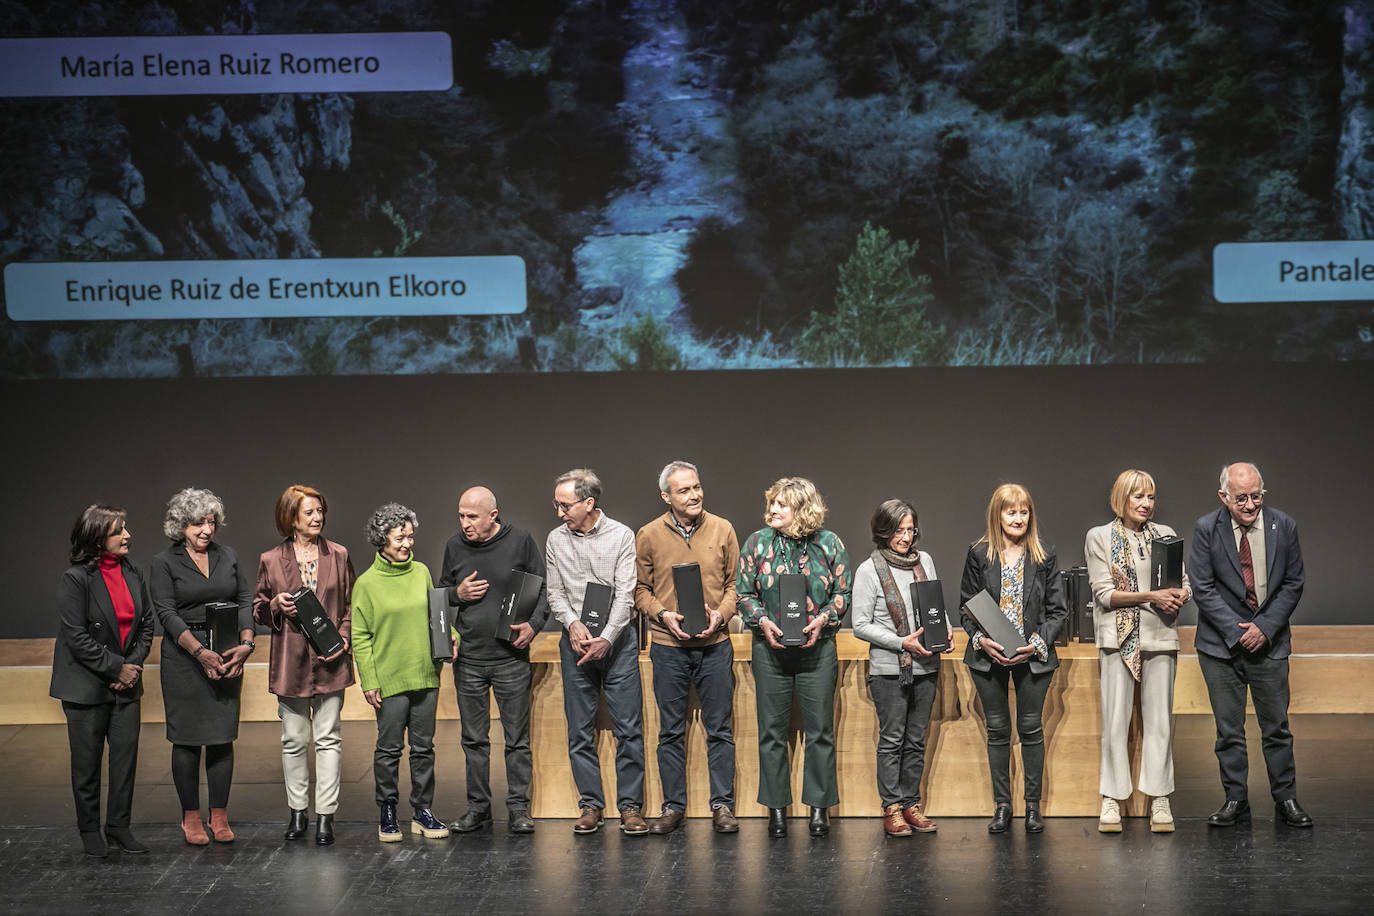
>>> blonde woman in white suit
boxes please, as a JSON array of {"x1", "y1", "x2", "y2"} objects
[{"x1": 1083, "y1": 469, "x2": 1190, "y2": 834}]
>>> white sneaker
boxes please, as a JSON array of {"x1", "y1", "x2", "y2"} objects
[
  {"x1": 1099, "y1": 796, "x2": 1122, "y2": 833},
  {"x1": 1150, "y1": 796, "x2": 1175, "y2": 833}
]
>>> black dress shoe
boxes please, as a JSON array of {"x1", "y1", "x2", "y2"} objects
[
  {"x1": 1276, "y1": 799, "x2": 1314, "y2": 828},
  {"x1": 315, "y1": 813, "x2": 335, "y2": 846},
  {"x1": 988, "y1": 804, "x2": 1012, "y2": 834},
  {"x1": 1207, "y1": 799, "x2": 1251, "y2": 827},
  {"x1": 104, "y1": 826, "x2": 148, "y2": 853},
  {"x1": 508, "y1": 809, "x2": 536, "y2": 834},
  {"x1": 768, "y1": 808, "x2": 787, "y2": 838},
  {"x1": 284, "y1": 808, "x2": 308, "y2": 841},
  {"x1": 1024, "y1": 804, "x2": 1044, "y2": 834},
  {"x1": 450, "y1": 809, "x2": 493, "y2": 833},
  {"x1": 808, "y1": 807, "x2": 830, "y2": 837},
  {"x1": 80, "y1": 831, "x2": 108, "y2": 858}
]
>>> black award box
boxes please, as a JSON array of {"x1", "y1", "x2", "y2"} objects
[
  {"x1": 427, "y1": 587, "x2": 454, "y2": 662},
  {"x1": 1061, "y1": 566, "x2": 1093, "y2": 643},
  {"x1": 1151, "y1": 535, "x2": 1185, "y2": 590},
  {"x1": 912, "y1": 580, "x2": 949, "y2": 653},
  {"x1": 581, "y1": 582, "x2": 613, "y2": 639},
  {"x1": 497, "y1": 569, "x2": 543, "y2": 642},
  {"x1": 671, "y1": 562, "x2": 709, "y2": 635},
  {"x1": 289, "y1": 587, "x2": 345, "y2": 658},
  {"x1": 205, "y1": 601, "x2": 240, "y2": 655},
  {"x1": 777, "y1": 573, "x2": 808, "y2": 647},
  {"x1": 961, "y1": 589, "x2": 1030, "y2": 658}
]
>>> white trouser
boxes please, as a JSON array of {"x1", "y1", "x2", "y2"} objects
[
  {"x1": 1098, "y1": 650, "x2": 1177, "y2": 800},
  {"x1": 278, "y1": 690, "x2": 344, "y2": 814}
]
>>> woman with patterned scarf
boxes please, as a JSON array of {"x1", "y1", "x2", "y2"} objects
[
  {"x1": 853, "y1": 499, "x2": 954, "y2": 837},
  {"x1": 1084, "y1": 469, "x2": 1191, "y2": 834}
]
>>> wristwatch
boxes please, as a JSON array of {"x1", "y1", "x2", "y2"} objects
[
  {"x1": 240, "y1": 639, "x2": 256, "y2": 653},
  {"x1": 656, "y1": 610, "x2": 667, "y2": 626}
]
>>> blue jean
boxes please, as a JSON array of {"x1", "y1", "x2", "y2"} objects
[
  {"x1": 560, "y1": 631, "x2": 645, "y2": 811},
  {"x1": 650, "y1": 640, "x2": 736, "y2": 812}
]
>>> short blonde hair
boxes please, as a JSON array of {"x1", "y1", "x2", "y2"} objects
[
  {"x1": 1108, "y1": 469, "x2": 1156, "y2": 521},
  {"x1": 763, "y1": 476, "x2": 827, "y2": 538},
  {"x1": 979, "y1": 483, "x2": 1046, "y2": 565}
]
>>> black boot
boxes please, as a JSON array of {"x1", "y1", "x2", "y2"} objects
[
  {"x1": 988, "y1": 804, "x2": 1012, "y2": 834},
  {"x1": 80, "y1": 831, "x2": 107, "y2": 858},
  {"x1": 768, "y1": 808, "x2": 787, "y2": 838},
  {"x1": 1025, "y1": 804, "x2": 1044, "y2": 834},
  {"x1": 315, "y1": 813, "x2": 335, "y2": 846},
  {"x1": 103, "y1": 826, "x2": 148, "y2": 854},
  {"x1": 284, "y1": 808, "x2": 308, "y2": 841},
  {"x1": 808, "y1": 807, "x2": 830, "y2": 837}
]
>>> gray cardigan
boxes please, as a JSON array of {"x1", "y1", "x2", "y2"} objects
[{"x1": 852, "y1": 552, "x2": 948, "y2": 676}]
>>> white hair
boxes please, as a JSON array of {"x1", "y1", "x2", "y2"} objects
[
  {"x1": 658, "y1": 460, "x2": 699, "y2": 494},
  {"x1": 1219, "y1": 462, "x2": 1265, "y2": 493}
]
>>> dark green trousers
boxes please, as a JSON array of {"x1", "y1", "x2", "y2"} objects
[{"x1": 752, "y1": 638, "x2": 839, "y2": 808}]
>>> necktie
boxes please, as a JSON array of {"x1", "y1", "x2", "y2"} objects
[{"x1": 1237, "y1": 526, "x2": 1259, "y2": 612}]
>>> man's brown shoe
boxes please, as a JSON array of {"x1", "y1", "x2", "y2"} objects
[
  {"x1": 903, "y1": 804, "x2": 937, "y2": 833},
  {"x1": 712, "y1": 806, "x2": 740, "y2": 834},
  {"x1": 883, "y1": 804, "x2": 912, "y2": 837},
  {"x1": 620, "y1": 806, "x2": 650, "y2": 836},
  {"x1": 650, "y1": 808, "x2": 684, "y2": 835},
  {"x1": 573, "y1": 807, "x2": 603, "y2": 834}
]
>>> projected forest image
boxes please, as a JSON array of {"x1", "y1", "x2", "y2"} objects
[{"x1": 2, "y1": 0, "x2": 1372, "y2": 377}]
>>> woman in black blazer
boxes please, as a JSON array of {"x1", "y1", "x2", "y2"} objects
[
  {"x1": 959, "y1": 483, "x2": 1067, "y2": 835},
  {"x1": 50, "y1": 505, "x2": 155, "y2": 858}
]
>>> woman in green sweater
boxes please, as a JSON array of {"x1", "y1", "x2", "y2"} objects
[{"x1": 351, "y1": 502, "x2": 450, "y2": 843}]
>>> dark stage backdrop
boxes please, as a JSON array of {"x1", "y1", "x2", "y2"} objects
[{"x1": 2, "y1": 362, "x2": 1370, "y2": 638}]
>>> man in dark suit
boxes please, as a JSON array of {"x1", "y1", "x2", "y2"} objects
[{"x1": 1189, "y1": 462, "x2": 1312, "y2": 828}]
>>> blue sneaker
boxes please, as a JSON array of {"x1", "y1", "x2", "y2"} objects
[
  {"x1": 379, "y1": 801, "x2": 402, "y2": 843},
  {"x1": 412, "y1": 807, "x2": 450, "y2": 839}
]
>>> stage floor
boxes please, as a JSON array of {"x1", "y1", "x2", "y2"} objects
[{"x1": 2, "y1": 715, "x2": 1373, "y2": 914}]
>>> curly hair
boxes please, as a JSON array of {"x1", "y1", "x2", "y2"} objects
[
  {"x1": 366, "y1": 502, "x2": 418, "y2": 548},
  {"x1": 763, "y1": 476, "x2": 827, "y2": 538},
  {"x1": 162, "y1": 487, "x2": 225, "y2": 541}
]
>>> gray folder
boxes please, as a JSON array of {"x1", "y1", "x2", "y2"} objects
[{"x1": 961, "y1": 589, "x2": 1030, "y2": 658}]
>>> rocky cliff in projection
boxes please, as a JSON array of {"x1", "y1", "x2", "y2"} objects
[{"x1": 1, "y1": 0, "x2": 1371, "y2": 378}]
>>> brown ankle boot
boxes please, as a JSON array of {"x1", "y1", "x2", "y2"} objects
[
  {"x1": 208, "y1": 808, "x2": 235, "y2": 843},
  {"x1": 181, "y1": 810, "x2": 210, "y2": 846}
]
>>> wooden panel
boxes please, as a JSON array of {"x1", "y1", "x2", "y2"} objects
[{"x1": 9, "y1": 628, "x2": 1374, "y2": 816}]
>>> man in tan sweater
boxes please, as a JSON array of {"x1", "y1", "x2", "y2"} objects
[{"x1": 634, "y1": 460, "x2": 740, "y2": 834}]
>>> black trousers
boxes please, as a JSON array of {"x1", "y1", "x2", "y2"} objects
[
  {"x1": 1197, "y1": 649, "x2": 1297, "y2": 802},
  {"x1": 969, "y1": 664, "x2": 1054, "y2": 806},
  {"x1": 62, "y1": 698, "x2": 141, "y2": 833},
  {"x1": 455, "y1": 656, "x2": 533, "y2": 814}
]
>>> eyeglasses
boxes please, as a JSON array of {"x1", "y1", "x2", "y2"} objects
[
  {"x1": 554, "y1": 498, "x2": 588, "y2": 514},
  {"x1": 1227, "y1": 490, "x2": 1266, "y2": 506}
]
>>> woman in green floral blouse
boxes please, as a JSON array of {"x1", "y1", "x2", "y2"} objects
[{"x1": 737, "y1": 476, "x2": 852, "y2": 839}]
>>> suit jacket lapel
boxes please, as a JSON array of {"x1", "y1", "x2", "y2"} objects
[
  {"x1": 1022, "y1": 557, "x2": 1043, "y2": 634},
  {"x1": 89, "y1": 568, "x2": 119, "y2": 649},
  {"x1": 285, "y1": 540, "x2": 307, "y2": 594},
  {"x1": 1261, "y1": 509, "x2": 1280, "y2": 580},
  {"x1": 1218, "y1": 511, "x2": 1243, "y2": 579},
  {"x1": 987, "y1": 553, "x2": 1002, "y2": 602}
]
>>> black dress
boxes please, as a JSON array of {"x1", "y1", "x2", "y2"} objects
[{"x1": 149, "y1": 541, "x2": 253, "y2": 745}]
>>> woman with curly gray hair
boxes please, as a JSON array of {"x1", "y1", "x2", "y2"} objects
[
  {"x1": 350, "y1": 502, "x2": 450, "y2": 843},
  {"x1": 149, "y1": 487, "x2": 254, "y2": 845}
]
